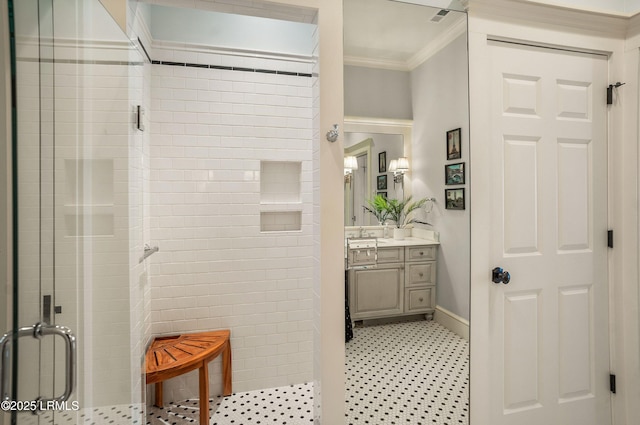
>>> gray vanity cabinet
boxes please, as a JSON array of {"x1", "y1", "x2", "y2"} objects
[
  {"x1": 349, "y1": 245, "x2": 437, "y2": 321},
  {"x1": 404, "y1": 246, "x2": 437, "y2": 320},
  {"x1": 349, "y1": 247, "x2": 404, "y2": 320}
]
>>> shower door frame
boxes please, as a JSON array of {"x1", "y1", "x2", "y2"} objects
[{"x1": 0, "y1": 0, "x2": 12, "y2": 420}]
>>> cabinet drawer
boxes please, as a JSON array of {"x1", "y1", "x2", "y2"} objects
[
  {"x1": 405, "y1": 287, "x2": 435, "y2": 313},
  {"x1": 376, "y1": 247, "x2": 404, "y2": 264},
  {"x1": 348, "y1": 247, "x2": 403, "y2": 267},
  {"x1": 348, "y1": 248, "x2": 377, "y2": 267},
  {"x1": 405, "y1": 262, "x2": 436, "y2": 286},
  {"x1": 405, "y1": 246, "x2": 436, "y2": 262}
]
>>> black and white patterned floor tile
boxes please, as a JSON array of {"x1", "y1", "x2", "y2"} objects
[
  {"x1": 346, "y1": 319, "x2": 469, "y2": 425},
  {"x1": 146, "y1": 383, "x2": 314, "y2": 425},
  {"x1": 14, "y1": 404, "x2": 145, "y2": 425},
  {"x1": 145, "y1": 319, "x2": 467, "y2": 425},
  {"x1": 17, "y1": 320, "x2": 466, "y2": 424}
]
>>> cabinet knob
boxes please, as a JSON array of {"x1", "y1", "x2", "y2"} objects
[
  {"x1": 419, "y1": 251, "x2": 424, "y2": 256},
  {"x1": 419, "y1": 273, "x2": 424, "y2": 277},
  {"x1": 419, "y1": 297, "x2": 424, "y2": 302}
]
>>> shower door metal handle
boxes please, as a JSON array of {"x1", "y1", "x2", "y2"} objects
[{"x1": 0, "y1": 323, "x2": 77, "y2": 405}]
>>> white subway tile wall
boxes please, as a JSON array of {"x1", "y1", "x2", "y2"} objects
[
  {"x1": 128, "y1": 9, "x2": 153, "y2": 412},
  {"x1": 65, "y1": 58, "x2": 136, "y2": 407},
  {"x1": 149, "y1": 47, "x2": 314, "y2": 399}
]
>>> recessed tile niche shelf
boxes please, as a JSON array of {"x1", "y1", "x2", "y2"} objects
[
  {"x1": 64, "y1": 159, "x2": 115, "y2": 237},
  {"x1": 260, "y1": 211, "x2": 302, "y2": 232},
  {"x1": 260, "y1": 161, "x2": 302, "y2": 232}
]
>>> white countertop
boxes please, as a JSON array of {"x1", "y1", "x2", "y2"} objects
[
  {"x1": 345, "y1": 236, "x2": 439, "y2": 257},
  {"x1": 344, "y1": 226, "x2": 440, "y2": 248},
  {"x1": 372, "y1": 237, "x2": 440, "y2": 247}
]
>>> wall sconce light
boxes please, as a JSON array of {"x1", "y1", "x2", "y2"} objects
[
  {"x1": 389, "y1": 157, "x2": 409, "y2": 184},
  {"x1": 344, "y1": 156, "x2": 358, "y2": 184},
  {"x1": 389, "y1": 157, "x2": 409, "y2": 194},
  {"x1": 388, "y1": 159, "x2": 397, "y2": 173}
]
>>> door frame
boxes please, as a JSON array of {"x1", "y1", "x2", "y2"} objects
[
  {"x1": 248, "y1": 1, "x2": 346, "y2": 423},
  {"x1": 468, "y1": 1, "x2": 638, "y2": 424}
]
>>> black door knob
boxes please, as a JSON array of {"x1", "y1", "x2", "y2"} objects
[{"x1": 492, "y1": 267, "x2": 511, "y2": 284}]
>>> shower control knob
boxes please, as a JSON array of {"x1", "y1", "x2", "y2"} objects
[{"x1": 492, "y1": 267, "x2": 511, "y2": 284}]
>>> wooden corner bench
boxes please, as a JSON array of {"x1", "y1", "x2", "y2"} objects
[{"x1": 145, "y1": 330, "x2": 232, "y2": 424}]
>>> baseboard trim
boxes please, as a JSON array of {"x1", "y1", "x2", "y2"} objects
[{"x1": 434, "y1": 305, "x2": 469, "y2": 341}]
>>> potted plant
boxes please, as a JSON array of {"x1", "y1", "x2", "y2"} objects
[
  {"x1": 383, "y1": 196, "x2": 428, "y2": 240},
  {"x1": 364, "y1": 194, "x2": 391, "y2": 225}
]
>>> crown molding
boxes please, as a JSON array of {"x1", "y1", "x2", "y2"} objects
[
  {"x1": 517, "y1": 0, "x2": 637, "y2": 18},
  {"x1": 344, "y1": 116, "x2": 413, "y2": 131},
  {"x1": 627, "y1": 11, "x2": 640, "y2": 38},
  {"x1": 468, "y1": 0, "x2": 629, "y2": 39},
  {"x1": 407, "y1": 16, "x2": 467, "y2": 70},
  {"x1": 345, "y1": 16, "x2": 468, "y2": 72},
  {"x1": 343, "y1": 55, "x2": 409, "y2": 71}
]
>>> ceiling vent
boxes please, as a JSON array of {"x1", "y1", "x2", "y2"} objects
[{"x1": 430, "y1": 9, "x2": 449, "y2": 23}]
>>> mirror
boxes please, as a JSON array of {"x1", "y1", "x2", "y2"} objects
[
  {"x1": 343, "y1": 120, "x2": 411, "y2": 225},
  {"x1": 343, "y1": 0, "x2": 470, "y2": 424}
]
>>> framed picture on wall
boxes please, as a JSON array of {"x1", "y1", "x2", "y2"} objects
[
  {"x1": 377, "y1": 191, "x2": 387, "y2": 198},
  {"x1": 446, "y1": 128, "x2": 462, "y2": 160},
  {"x1": 377, "y1": 175, "x2": 388, "y2": 190},
  {"x1": 445, "y1": 162, "x2": 465, "y2": 185},
  {"x1": 445, "y1": 188, "x2": 465, "y2": 210},
  {"x1": 378, "y1": 151, "x2": 387, "y2": 173}
]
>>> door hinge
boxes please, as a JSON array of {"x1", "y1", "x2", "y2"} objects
[
  {"x1": 610, "y1": 373, "x2": 616, "y2": 394},
  {"x1": 608, "y1": 230, "x2": 614, "y2": 248}
]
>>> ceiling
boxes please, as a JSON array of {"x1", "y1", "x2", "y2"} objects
[{"x1": 343, "y1": 0, "x2": 466, "y2": 70}]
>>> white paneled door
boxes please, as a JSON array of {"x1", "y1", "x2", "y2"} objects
[{"x1": 485, "y1": 41, "x2": 610, "y2": 425}]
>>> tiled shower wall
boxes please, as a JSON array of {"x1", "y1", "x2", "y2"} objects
[
  {"x1": 128, "y1": 5, "x2": 153, "y2": 409},
  {"x1": 13, "y1": 1, "x2": 146, "y2": 412},
  {"x1": 149, "y1": 47, "x2": 314, "y2": 398}
]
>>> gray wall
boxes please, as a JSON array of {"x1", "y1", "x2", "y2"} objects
[
  {"x1": 410, "y1": 34, "x2": 469, "y2": 321},
  {"x1": 344, "y1": 66, "x2": 413, "y2": 120}
]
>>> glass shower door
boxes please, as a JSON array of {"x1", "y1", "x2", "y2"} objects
[{"x1": 2, "y1": 1, "x2": 147, "y2": 423}]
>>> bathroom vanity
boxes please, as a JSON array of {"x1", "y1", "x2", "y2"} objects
[{"x1": 345, "y1": 228, "x2": 439, "y2": 322}]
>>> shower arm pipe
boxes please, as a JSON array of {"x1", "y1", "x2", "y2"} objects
[{"x1": 139, "y1": 244, "x2": 159, "y2": 263}]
